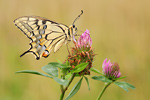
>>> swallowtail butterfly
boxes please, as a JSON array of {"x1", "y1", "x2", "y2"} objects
[{"x1": 14, "y1": 10, "x2": 83, "y2": 60}]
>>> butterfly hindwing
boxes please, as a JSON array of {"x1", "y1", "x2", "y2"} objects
[{"x1": 14, "y1": 16, "x2": 69, "y2": 60}]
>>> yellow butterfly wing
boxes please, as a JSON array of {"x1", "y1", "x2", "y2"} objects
[{"x1": 14, "y1": 16, "x2": 69, "y2": 60}]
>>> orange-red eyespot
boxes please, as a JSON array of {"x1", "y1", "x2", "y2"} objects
[{"x1": 42, "y1": 51, "x2": 49, "y2": 58}]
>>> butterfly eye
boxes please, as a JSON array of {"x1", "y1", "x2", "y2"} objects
[{"x1": 73, "y1": 24, "x2": 75, "y2": 28}]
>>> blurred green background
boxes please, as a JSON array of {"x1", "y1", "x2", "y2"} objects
[{"x1": 0, "y1": 0, "x2": 150, "y2": 100}]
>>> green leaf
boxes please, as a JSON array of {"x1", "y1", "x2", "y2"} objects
[
  {"x1": 48, "y1": 62, "x2": 68, "y2": 68},
  {"x1": 42, "y1": 64, "x2": 58, "y2": 77},
  {"x1": 114, "y1": 81, "x2": 128, "y2": 92},
  {"x1": 15, "y1": 70, "x2": 53, "y2": 78},
  {"x1": 65, "y1": 63, "x2": 88, "y2": 78},
  {"x1": 61, "y1": 67, "x2": 70, "y2": 76},
  {"x1": 116, "y1": 76, "x2": 127, "y2": 80},
  {"x1": 65, "y1": 77, "x2": 83, "y2": 100},
  {"x1": 84, "y1": 76, "x2": 90, "y2": 90},
  {"x1": 92, "y1": 76, "x2": 112, "y2": 83},
  {"x1": 114, "y1": 81, "x2": 136, "y2": 92},
  {"x1": 53, "y1": 77, "x2": 69, "y2": 86},
  {"x1": 124, "y1": 82, "x2": 136, "y2": 89},
  {"x1": 48, "y1": 62, "x2": 60, "y2": 66},
  {"x1": 65, "y1": 59, "x2": 70, "y2": 66},
  {"x1": 65, "y1": 73, "x2": 72, "y2": 80},
  {"x1": 71, "y1": 63, "x2": 88, "y2": 73},
  {"x1": 58, "y1": 63, "x2": 69, "y2": 68},
  {"x1": 90, "y1": 67, "x2": 103, "y2": 75},
  {"x1": 56, "y1": 59, "x2": 62, "y2": 63}
]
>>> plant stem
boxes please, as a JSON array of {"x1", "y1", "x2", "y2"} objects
[
  {"x1": 96, "y1": 83, "x2": 111, "y2": 100},
  {"x1": 59, "y1": 90, "x2": 65, "y2": 100},
  {"x1": 59, "y1": 73, "x2": 76, "y2": 100}
]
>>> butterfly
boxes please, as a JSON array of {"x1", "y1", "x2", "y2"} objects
[{"x1": 14, "y1": 10, "x2": 83, "y2": 60}]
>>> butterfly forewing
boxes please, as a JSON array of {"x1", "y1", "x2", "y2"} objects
[{"x1": 14, "y1": 16, "x2": 70, "y2": 60}]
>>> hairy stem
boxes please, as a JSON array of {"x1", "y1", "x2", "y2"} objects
[
  {"x1": 96, "y1": 83, "x2": 111, "y2": 100},
  {"x1": 59, "y1": 73, "x2": 76, "y2": 100}
]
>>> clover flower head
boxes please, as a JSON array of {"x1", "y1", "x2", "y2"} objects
[
  {"x1": 102, "y1": 58, "x2": 121, "y2": 79},
  {"x1": 77, "y1": 29, "x2": 92, "y2": 48},
  {"x1": 67, "y1": 29, "x2": 95, "y2": 75}
]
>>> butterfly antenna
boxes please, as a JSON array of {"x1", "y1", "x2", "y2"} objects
[{"x1": 72, "y1": 10, "x2": 83, "y2": 25}]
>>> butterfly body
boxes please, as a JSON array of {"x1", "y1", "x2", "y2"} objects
[{"x1": 14, "y1": 11, "x2": 83, "y2": 60}]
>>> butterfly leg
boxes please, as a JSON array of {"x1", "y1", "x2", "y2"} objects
[{"x1": 66, "y1": 44, "x2": 71, "y2": 55}]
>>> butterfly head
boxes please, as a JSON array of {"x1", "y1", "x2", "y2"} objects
[
  {"x1": 72, "y1": 24, "x2": 78, "y2": 35},
  {"x1": 70, "y1": 10, "x2": 83, "y2": 41}
]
